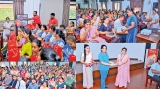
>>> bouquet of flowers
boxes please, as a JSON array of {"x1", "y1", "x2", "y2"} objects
[{"x1": 85, "y1": 62, "x2": 98, "y2": 67}]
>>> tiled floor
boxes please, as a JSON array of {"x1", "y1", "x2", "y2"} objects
[{"x1": 76, "y1": 68, "x2": 158, "y2": 89}]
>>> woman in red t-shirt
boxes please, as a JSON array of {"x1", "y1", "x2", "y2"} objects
[{"x1": 30, "y1": 40, "x2": 42, "y2": 62}]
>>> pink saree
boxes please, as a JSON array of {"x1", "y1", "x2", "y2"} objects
[
  {"x1": 115, "y1": 54, "x2": 130, "y2": 87},
  {"x1": 80, "y1": 26, "x2": 106, "y2": 43}
]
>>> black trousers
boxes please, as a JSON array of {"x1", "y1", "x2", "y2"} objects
[{"x1": 152, "y1": 75, "x2": 160, "y2": 87}]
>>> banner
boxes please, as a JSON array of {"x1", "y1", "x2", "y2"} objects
[
  {"x1": 16, "y1": 14, "x2": 28, "y2": 26},
  {"x1": 8, "y1": 32, "x2": 20, "y2": 62},
  {"x1": 146, "y1": 49, "x2": 159, "y2": 68}
]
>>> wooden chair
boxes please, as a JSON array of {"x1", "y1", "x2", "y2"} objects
[{"x1": 145, "y1": 67, "x2": 158, "y2": 89}]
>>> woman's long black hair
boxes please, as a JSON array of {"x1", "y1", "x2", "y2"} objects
[
  {"x1": 55, "y1": 29, "x2": 65, "y2": 43},
  {"x1": 22, "y1": 28, "x2": 34, "y2": 42},
  {"x1": 83, "y1": 19, "x2": 90, "y2": 25},
  {"x1": 50, "y1": 25, "x2": 56, "y2": 32},
  {"x1": 40, "y1": 48, "x2": 60, "y2": 61},
  {"x1": 84, "y1": 44, "x2": 89, "y2": 62},
  {"x1": 103, "y1": 16, "x2": 109, "y2": 23},
  {"x1": 101, "y1": 45, "x2": 107, "y2": 52},
  {"x1": 126, "y1": 7, "x2": 136, "y2": 16},
  {"x1": 32, "y1": 39, "x2": 42, "y2": 51}
]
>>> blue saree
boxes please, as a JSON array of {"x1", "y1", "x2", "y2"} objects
[{"x1": 126, "y1": 15, "x2": 138, "y2": 43}]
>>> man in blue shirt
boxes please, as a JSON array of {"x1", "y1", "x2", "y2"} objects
[
  {"x1": 141, "y1": 12, "x2": 146, "y2": 22},
  {"x1": 8, "y1": 75, "x2": 17, "y2": 89},
  {"x1": 148, "y1": 59, "x2": 160, "y2": 87},
  {"x1": 2, "y1": 73, "x2": 12, "y2": 86},
  {"x1": 27, "y1": 78, "x2": 38, "y2": 89}
]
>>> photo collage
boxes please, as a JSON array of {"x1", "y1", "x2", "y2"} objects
[{"x1": 0, "y1": 0, "x2": 160, "y2": 89}]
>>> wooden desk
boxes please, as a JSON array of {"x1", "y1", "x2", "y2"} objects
[
  {"x1": 136, "y1": 32, "x2": 160, "y2": 43},
  {"x1": 116, "y1": 31, "x2": 128, "y2": 35}
]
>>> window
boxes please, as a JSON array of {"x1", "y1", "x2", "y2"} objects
[
  {"x1": 0, "y1": 4, "x2": 14, "y2": 21},
  {"x1": 69, "y1": 5, "x2": 76, "y2": 20},
  {"x1": 114, "y1": 2, "x2": 120, "y2": 11},
  {"x1": 102, "y1": 2, "x2": 106, "y2": 9}
]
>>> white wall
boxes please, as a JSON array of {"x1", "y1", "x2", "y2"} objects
[
  {"x1": 76, "y1": 43, "x2": 146, "y2": 62},
  {"x1": 143, "y1": 0, "x2": 158, "y2": 17},
  {"x1": 40, "y1": 0, "x2": 63, "y2": 28},
  {"x1": 122, "y1": 0, "x2": 130, "y2": 11},
  {"x1": 24, "y1": 0, "x2": 40, "y2": 23}
]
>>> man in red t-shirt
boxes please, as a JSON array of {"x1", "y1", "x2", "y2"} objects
[
  {"x1": 48, "y1": 13, "x2": 58, "y2": 27},
  {"x1": 25, "y1": 11, "x2": 41, "y2": 27}
]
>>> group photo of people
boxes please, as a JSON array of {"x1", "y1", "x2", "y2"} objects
[
  {"x1": 0, "y1": 0, "x2": 76, "y2": 62},
  {"x1": 76, "y1": 43, "x2": 160, "y2": 89},
  {"x1": 0, "y1": 62, "x2": 76, "y2": 89},
  {"x1": 76, "y1": 0, "x2": 160, "y2": 43}
]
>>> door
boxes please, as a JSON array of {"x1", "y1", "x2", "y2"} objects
[{"x1": 112, "y1": 1, "x2": 122, "y2": 11}]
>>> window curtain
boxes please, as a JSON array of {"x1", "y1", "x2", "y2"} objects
[
  {"x1": 99, "y1": 0, "x2": 108, "y2": 10},
  {"x1": 62, "y1": 0, "x2": 70, "y2": 27},
  {"x1": 13, "y1": 0, "x2": 25, "y2": 19},
  {"x1": 130, "y1": 0, "x2": 144, "y2": 12},
  {"x1": 13, "y1": 0, "x2": 25, "y2": 35}
]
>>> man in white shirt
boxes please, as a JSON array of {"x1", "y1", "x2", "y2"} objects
[
  {"x1": 114, "y1": 15, "x2": 126, "y2": 42},
  {"x1": 15, "y1": 76, "x2": 26, "y2": 89},
  {"x1": 114, "y1": 14, "x2": 125, "y2": 31},
  {"x1": 150, "y1": 9, "x2": 159, "y2": 28},
  {"x1": 2, "y1": 17, "x2": 14, "y2": 41}
]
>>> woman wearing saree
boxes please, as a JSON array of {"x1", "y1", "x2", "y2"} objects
[
  {"x1": 80, "y1": 44, "x2": 96, "y2": 89},
  {"x1": 115, "y1": 47, "x2": 130, "y2": 88},
  {"x1": 80, "y1": 19, "x2": 106, "y2": 43},
  {"x1": 99, "y1": 16, "x2": 121, "y2": 43},
  {"x1": 122, "y1": 8, "x2": 138, "y2": 43},
  {"x1": 91, "y1": 13, "x2": 100, "y2": 28}
]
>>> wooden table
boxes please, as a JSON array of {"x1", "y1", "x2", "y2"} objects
[
  {"x1": 136, "y1": 32, "x2": 160, "y2": 43},
  {"x1": 116, "y1": 31, "x2": 128, "y2": 35}
]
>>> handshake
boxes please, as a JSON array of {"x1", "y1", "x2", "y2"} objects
[
  {"x1": 85, "y1": 62, "x2": 98, "y2": 67},
  {"x1": 109, "y1": 62, "x2": 117, "y2": 67}
]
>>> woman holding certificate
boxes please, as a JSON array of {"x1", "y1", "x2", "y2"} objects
[
  {"x1": 115, "y1": 47, "x2": 130, "y2": 88},
  {"x1": 80, "y1": 44, "x2": 97, "y2": 89},
  {"x1": 98, "y1": 45, "x2": 114, "y2": 89}
]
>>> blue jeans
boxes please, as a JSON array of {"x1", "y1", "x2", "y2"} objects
[
  {"x1": 152, "y1": 75, "x2": 160, "y2": 87},
  {"x1": 100, "y1": 70, "x2": 109, "y2": 89}
]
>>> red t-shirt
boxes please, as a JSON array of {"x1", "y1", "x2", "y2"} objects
[
  {"x1": 32, "y1": 15, "x2": 41, "y2": 27},
  {"x1": 48, "y1": 18, "x2": 58, "y2": 26}
]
